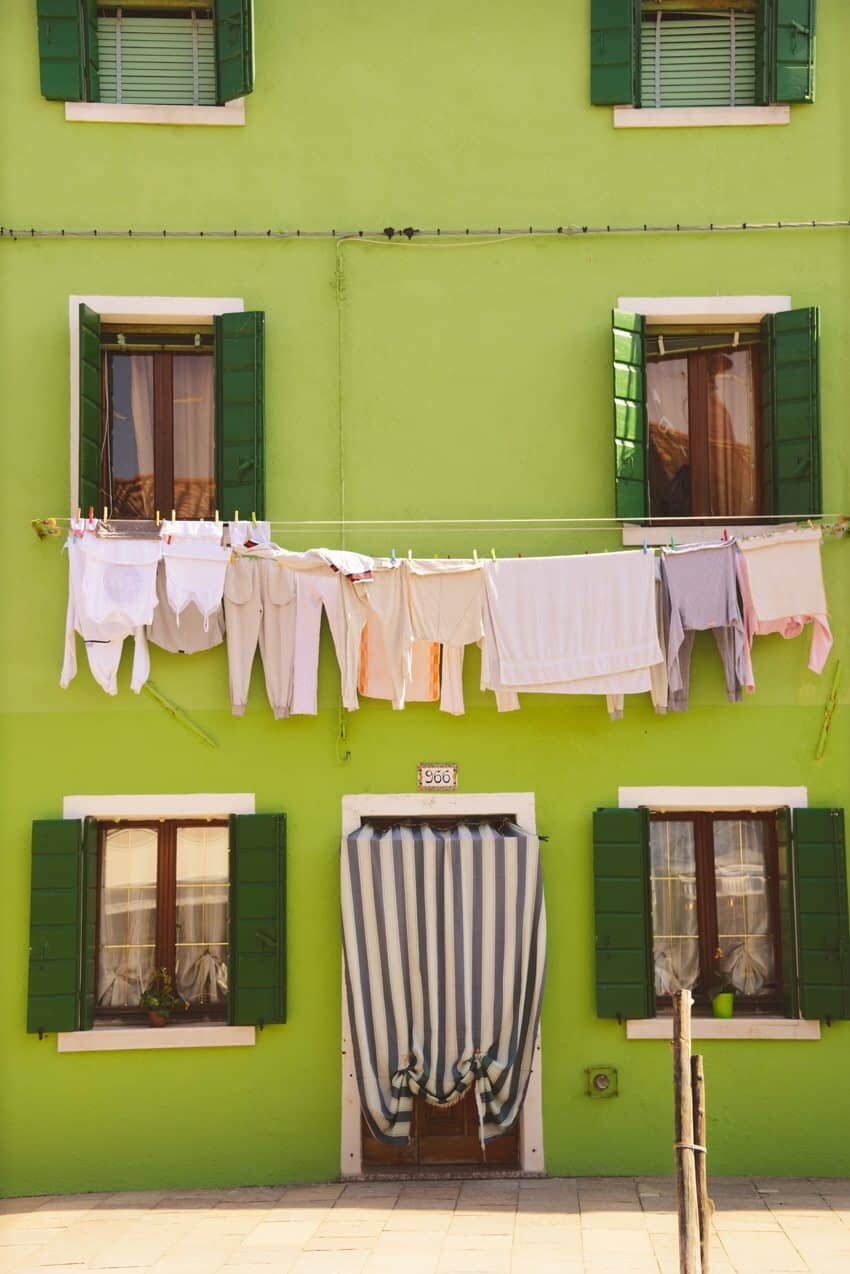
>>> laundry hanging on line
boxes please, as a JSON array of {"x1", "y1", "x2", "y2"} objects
[{"x1": 58, "y1": 521, "x2": 834, "y2": 715}]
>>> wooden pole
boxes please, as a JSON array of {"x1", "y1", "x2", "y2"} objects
[
  {"x1": 673, "y1": 989, "x2": 700, "y2": 1273},
  {"x1": 691, "y1": 1054, "x2": 711, "y2": 1274}
]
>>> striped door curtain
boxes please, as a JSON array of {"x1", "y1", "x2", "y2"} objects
[{"x1": 341, "y1": 821, "x2": 547, "y2": 1146}]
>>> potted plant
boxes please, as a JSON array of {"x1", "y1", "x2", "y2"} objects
[
  {"x1": 140, "y1": 968, "x2": 186, "y2": 1027},
  {"x1": 710, "y1": 948, "x2": 735, "y2": 1019}
]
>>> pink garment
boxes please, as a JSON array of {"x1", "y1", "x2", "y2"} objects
[{"x1": 736, "y1": 529, "x2": 832, "y2": 686}]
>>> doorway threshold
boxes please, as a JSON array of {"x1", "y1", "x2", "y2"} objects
[{"x1": 349, "y1": 1169, "x2": 547, "y2": 1181}]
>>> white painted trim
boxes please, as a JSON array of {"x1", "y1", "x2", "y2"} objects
[
  {"x1": 65, "y1": 99, "x2": 245, "y2": 126},
  {"x1": 340, "y1": 792, "x2": 543, "y2": 1178},
  {"x1": 613, "y1": 105, "x2": 790, "y2": 129},
  {"x1": 69, "y1": 294, "x2": 244, "y2": 513},
  {"x1": 63, "y1": 793, "x2": 255, "y2": 819},
  {"x1": 622, "y1": 523, "x2": 796, "y2": 547},
  {"x1": 58, "y1": 1025, "x2": 255, "y2": 1052},
  {"x1": 618, "y1": 786, "x2": 807, "y2": 812},
  {"x1": 626, "y1": 1017, "x2": 820, "y2": 1041},
  {"x1": 617, "y1": 295, "x2": 792, "y2": 325}
]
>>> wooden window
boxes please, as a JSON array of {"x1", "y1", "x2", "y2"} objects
[
  {"x1": 95, "y1": 818, "x2": 229, "y2": 1022},
  {"x1": 649, "y1": 811, "x2": 782, "y2": 1012},
  {"x1": 646, "y1": 328, "x2": 762, "y2": 520},
  {"x1": 100, "y1": 325, "x2": 215, "y2": 520}
]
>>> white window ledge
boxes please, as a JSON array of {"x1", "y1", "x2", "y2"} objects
[
  {"x1": 613, "y1": 106, "x2": 790, "y2": 129},
  {"x1": 622, "y1": 522, "x2": 796, "y2": 548},
  {"x1": 65, "y1": 99, "x2": 245, "y2": 126},
  {"x1": 627, "y1": 1017, "x2": 820, "y2": 1041},
  {"x1": 57, "y1": 1024, "x2": 255, "y2": 1053}
]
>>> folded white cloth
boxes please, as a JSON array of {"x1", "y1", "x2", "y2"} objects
[
  {"x1": 483, "y1": 552, "x2": 661, "y2": 688},
  {"x1": 162, "y1": 537, "x2": 230, "y2": 627},
  {"x1": 307, "y1": 548, "x2": 375, "y2": 580},
  {"x1": 228, "y1": 520, "x2": 272, "y2": 548}
]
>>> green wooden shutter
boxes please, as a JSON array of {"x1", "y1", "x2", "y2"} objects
[
  {"x1": 590, "y1": 0, "x2": 640, "y2": 106},
  {"x1": 612, "y1": 310, "x2": 648, "y2": 520},
  {"x1": 80, "y1": 818, "x2": 98, "y2": 1030},
  {"x1": 793, "y1": 808, "x2": 850, "y2": 1022},
  {"x1": 28, "y1": 820, "x2": 83, "y2": 1035},
  {"x1": 78, "y1": 303, "x2": 102, "y2": 516},
  {"x1": 772, "y1": 0, "x2": 816, "y2": 103},
  {"x1": 754, "y1": 0, "x2": 771, "y2": 103},
  {"x1": 593, "y1": 808, "x2": 656, "y2": 1020},
  {"x1": 760, "y1": 307, "x2": 821, "y2": 518},
  {"x1": 214, "y1": 311, "x2": 265, "y2": 521},
  {"x1": 228, "y1": 813, "x2": 286, "y2": 1027},
  {"x1": 775, "y1": 807, "x2": 801, "y2": 1018},
  {"x1": 214, "y1": 0, "x2": 254, "y2": 103},
  {"x1": 37, "y1": 0, "x2": 98, "y2": 101}
]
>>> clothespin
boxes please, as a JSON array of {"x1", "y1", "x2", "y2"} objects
[
  {"x1": 102, "y1": 506, "x2": 108, "y2": 524},
  {"x1": 407, "y1": 549, "x2": 413, "y2": 561},
  {"x1": 434, "y1": 553, "x2": 440, "y2": 559},
  {"x1": 390, "y1": 548, "x2": 397, "y2": 564},
  {"x1": 807, "y1": 519, "x2": 814, "y2": 530},
  {"x1": 490, "y1": 548, "x2": 496, "y2": 560},
  {"x1": 642, "y1": 539, "x2": 648, "y2": 554},
  {"x1": 76, "y1": 506, "x2": 81, "y2": 521},
  {"x1": 251, "y1": 511, "x2": 257, "y2": 526},
  {"x1": 214, "y1": 509, "x2": 220, "y2": 524},
  {"x1": 658, "y1": 334, "x2": 666, "y2": 356},
  {"x1": 156, "y1": 510, "x2": 161, "y2": 527},
  {"x1": 669, "y1": 535, "x2": 676, "y2": 549},
  {"x1": 234, "y1": 509, "x2": 240, "y2": 525},
  {"x1": 721, "y1": 528, "x2": 729, "y2": 542},
  {"x1": 472, "y1": 549, "x2": 479, "y2": 563},
  {"x1": 733, "y1": 330, "x2": 740, "y2": 348}
]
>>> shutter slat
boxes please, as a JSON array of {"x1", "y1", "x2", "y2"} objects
[
  {"x1": 612, "y1": 309, "x2": 647, "y2": 520},
  {"x1": 228, "y1": 814, "x2": 286, "y2": 1027},
  {"x1": 96, "y1": 15, "x2": 215, "y2": 105},
  {"x1": 793, "y1": 809, "x2": 850, "y2": 1021},
  {"x1": 28, "y1": 821, "x2": 84, "y2": 1035},
  {"x1": 594, "y1": 808, "x2": 656, "y2": 1020},
  {"x1": 641, "y1": 12, "x2": 757, "y2": 108},
  {"x1": 214, "y1": 311, "x2": 265, "y2": 521}
]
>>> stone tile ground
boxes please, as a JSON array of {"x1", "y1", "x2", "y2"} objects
[{"x1": 2, "y1": 1177, "x2": 850, "y2": 1273}]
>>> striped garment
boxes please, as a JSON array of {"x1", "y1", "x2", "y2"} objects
[{"x1": 341, "y1": 821, "x2": 546, "y2": 1145}]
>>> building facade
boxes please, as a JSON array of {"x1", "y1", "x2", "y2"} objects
[{"x1": 2, "y1": 0, "x2": 848, "y2": 1197}]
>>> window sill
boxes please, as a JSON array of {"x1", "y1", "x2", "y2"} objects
[
  {"x1": 626, "y1": 1017, "x2": 820, "y2": 1041},
  {"x1": 622, "y1": 522, "x2": 796, "y2": 548},
  {"x1": 64, "y1": 99, "x2": 245, "y2": 127},
  {"x1": 613, "y1": 106, "x2": 790, "y2": 129},
  {"x1": 57, "y1": 1023, "x2": 255, "y2": 1052}
]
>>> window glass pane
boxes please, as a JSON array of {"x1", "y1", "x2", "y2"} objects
[
  {"x1": 175, "y1": 826, "x2": 229, "y2": 1006},
  {"x1": 173, "y1": 355, "x2": 215, "y2": 519},
  {"x1": 650, "y1": 820, "x2": 699, "y2": 994},
  {"x1": 108, "y1": 354, "x2": 155, "y2": 519},
  {"x1": 648, "y1": 357, "x2": 690, "y2": 518},
  {"x1": 98, "y1": 826, "x2": 158, "y2": 1007},
  {"x1": 713, "y1": 819, "x2": 776, "y2": 997},
  {"x1": 706, "y1": 349, "x2": 758, "y2": 517}
]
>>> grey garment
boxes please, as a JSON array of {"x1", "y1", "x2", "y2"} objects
[
  {"x1": 661, "y1": 542, "x2": 747, "y2": 713},
  {"x1": 147, "y1": 562, "x2": 224, "y2": 654}
]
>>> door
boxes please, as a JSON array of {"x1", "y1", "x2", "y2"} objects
[{"x1": 361, "y1": 1088, "x2": 520, "y2": 1170}]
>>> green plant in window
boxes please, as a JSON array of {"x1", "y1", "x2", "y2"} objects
[{"x1": 140, "y1": 968, "x2": 187, "y2": 1023}]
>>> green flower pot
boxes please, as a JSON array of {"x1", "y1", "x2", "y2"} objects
[{"x1": 712, "y1": 992, "x2": 735, "y2": 1019}]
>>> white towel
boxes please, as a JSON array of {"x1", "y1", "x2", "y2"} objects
[{"x1": 483, "y1": 552, "x2": 661, "y2": 688}]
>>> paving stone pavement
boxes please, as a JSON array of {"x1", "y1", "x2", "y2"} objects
[{"x1": 2, "y1": 1177, "x2": 850, "y2": 1273}]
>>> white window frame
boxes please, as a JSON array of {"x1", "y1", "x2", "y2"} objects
[
  {"x1": 618, "y1": 784, "x2": 820, "y2": 1041},
  {"x1": 618, "y1": 294, "x2": 795, "y2": 546},
  {"x1": 340, "y1": 792, "x2": 545, "y2": 1178},
  {"x1": 68, "y1": 293, "x2": 243, "y2": 515},
  {"x1": 57, "y1": 792, "x2": 255, "y2": 1053}
]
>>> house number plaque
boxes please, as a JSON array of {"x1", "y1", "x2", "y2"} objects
[{"x1": 417, "y1": 763, "x2": 458, "y2": 791}]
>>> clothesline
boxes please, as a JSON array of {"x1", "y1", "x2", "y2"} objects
[
  {"x1": 30, "y1": 514, "x2": 850, "y2": 529},
  {"x1": 60, "y1": 523, "x2": 834, "y2": 728}
]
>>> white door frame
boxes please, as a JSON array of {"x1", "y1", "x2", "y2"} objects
[{"x1": 340, "y1": 792, "x2": 545, "y2": 1178}]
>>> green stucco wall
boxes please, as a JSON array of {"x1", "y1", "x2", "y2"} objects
[{"x1": 1, "y1": 0, "x2": 849, "y2": 1197}]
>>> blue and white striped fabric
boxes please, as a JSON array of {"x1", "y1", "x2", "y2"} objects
[{"x1": 341, "y1": 821, "x2": 546, "y2": 1145}]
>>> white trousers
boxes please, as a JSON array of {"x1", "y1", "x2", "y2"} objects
[
  {"x1": 224, "y1": 557, "x2": 297, "y2": 717},
  {"x1": 291, "y1": 570, "x2": 362, "y2": 715},
  {"x1": 61, "y1": 536, "x2": 149, "y2": 695}
]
